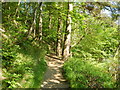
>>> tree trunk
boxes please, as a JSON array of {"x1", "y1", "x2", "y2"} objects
[
  {"x1": 33, "y1": 8, "x2": 37, "y2": 38},
  {"x1": 56, "y1": 17, "x2": 62, "y2": 57},
  {"x1": 62, "y1": 2, "x2": 73, "y2": 60},
  {"x1": 48, "y1": 12, "x2": 52, "y2": 30},
  {"x1": 28, "y1": 5, "x2": 37, "y2": 37},
  {"x1": 15, "y1": 0, "x2": 21, "y2": 18},
  {"x1": 38, "y1": 2, "x2": 42, "y2": 41}
]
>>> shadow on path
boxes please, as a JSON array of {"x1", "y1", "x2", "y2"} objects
[{"x1": 41, "y1": 54, "x2": 70, "y2": 88}]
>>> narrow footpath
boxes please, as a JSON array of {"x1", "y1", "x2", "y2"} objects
[{"x1": 41, "y1": 54, "x2": 69, "y2": 88}]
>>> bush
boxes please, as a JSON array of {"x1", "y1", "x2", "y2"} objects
[
  {"x1": 63, "y1": 58, "x2": 116, "y2": 88},
  {"x1": 2, "y1": 41, "x2": 47, "y2": 88}
]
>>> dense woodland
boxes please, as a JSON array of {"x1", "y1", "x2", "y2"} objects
[{"x1": 1, "y1": 1, "x2": 120, "y2": 89}]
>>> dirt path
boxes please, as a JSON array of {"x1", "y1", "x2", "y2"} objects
[{"x1": 41, "y1": 54, "x2": 69, "y2": 88}]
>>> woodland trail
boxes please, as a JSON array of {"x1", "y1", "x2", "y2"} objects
[{"x1": 41, "y1": 54, "x2": 70, "y2": 88}]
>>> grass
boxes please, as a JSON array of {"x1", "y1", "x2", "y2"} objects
[
  {"x1": 2, "y1": 43, "x2": 47, "y2": 88},
  {"x1": 18, "y1": 44, "x2": 47, "y2": 88}
]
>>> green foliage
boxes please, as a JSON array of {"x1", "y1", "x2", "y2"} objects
[
  {"x1": 72, "y1": 16, "x2": 118, "y2": 59},
  {"x1": 2, "y1": 42, "x2": 47, "y2": 88},
  {"x1": 63, "y1": 58, "x2": 116, "y2": 88},
  {"x1": 64, "y1": 15, "x2": 118, "y2": 88},
  {"x1": 2, "y1": 2, "x2": 119, "y2": 89},
  {"x1": 2, "y1": 2, "x2": 48, "y2": 88}
]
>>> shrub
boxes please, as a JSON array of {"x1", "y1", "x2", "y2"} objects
[
  {"x1": 63, "y1": 58, "x2": 116, "y2": 88},
  {"x1": 2, "y1": 41, "x2": 47, "y2": 88}
]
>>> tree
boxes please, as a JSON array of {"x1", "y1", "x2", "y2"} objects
[
  {"x1": 37, "y1": 2, "x2": 42, "y2": 41},
  {"x1": 56, "y1": 2, "x2": 63, "y2": 57},
  {"x1": 56, "y1": 15, "x2": 62, "y2": 57},
  {"x1": 63, "y1": 2, "x2": 73, "y2": 60}
]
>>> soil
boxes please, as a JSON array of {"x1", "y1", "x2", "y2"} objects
[{"x1": 41, "y1": 54, "x2": 70, "y2": 88}]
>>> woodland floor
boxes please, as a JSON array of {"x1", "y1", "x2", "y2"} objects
[{"x1": 41, "y1": 54, "x2": 70, "y2": 88}]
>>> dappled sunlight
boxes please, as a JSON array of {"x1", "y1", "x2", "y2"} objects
[
  {"x1": 41, "y1": 81, "x2": 48, "y2": 87},
  {"x1": 47, "y1": 62, "x2": 57, "y2": 67},
  {"x1": 2, "y1": 1, "x2": 118, "y2": 88},
  {"x1": 49, "y1": 79, "x2": 60, "y2": 84},
  {"x1": 54, "y1": 73, "x2": 61, "y2": 77},
  {"x1": 41, "y1": 55, "x2": 69, "y2": 88},
  {"x1": 54, "y1": 73, "x2": 66, "y2": 82},
  {"x1": 47, "y1": 58, "x2": 64, "y2": 69}
]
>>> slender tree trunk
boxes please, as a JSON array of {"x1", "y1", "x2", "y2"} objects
[
  {"x1": 33, "y1": 8, "x2": 37, "y2": 38},
  {"x1": 48, "y1": 11, "x2": 52, "y2": 30},
  {"x1": 62, "y1": 2, "x2": 73, "y2": 60},
  {"x1": 47, "y1": 9, "x2": 53, "y2": 51},
  {"x1": 15, "y1": 0, "x2": 21, "y2": 18},
  {"x1": 28, "y1": 5, "x2": 37, "y2": 37},
  {"x1": 56, "y1": 17, "x2": 62, "y2": 57},
  {"x1": 25, "y1": 3, "x2": 30, "y2": 25},
  {"x1": 38, "y1": 2, "x2": 42, "y2": 41}
]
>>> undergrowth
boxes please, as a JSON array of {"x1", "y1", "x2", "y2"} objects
[
  {"x1": 2, "y1": 41, "x2": 47, "y2": 88},
  {"x1": 63, "y1": 44, "x2": 118, "y2": 88},
  {"x1": 63, "y1": 57, "x2": 116, "y2": 88}
]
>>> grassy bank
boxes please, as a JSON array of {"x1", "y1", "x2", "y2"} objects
[{"x1": 2, "y1": 43, "x2": 47, "y2": 88}]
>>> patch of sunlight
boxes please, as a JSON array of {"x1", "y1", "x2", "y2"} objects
[
  {"x1": 54, "y1": 73, "x2": 66, "y2": 81},
  {"x1": 49, "y1": 79, "x2": 60, "y2": 84},
  {"x1": 56, "y1": 60, "x2": 64, "y2": 63},
  {"x1": 41, "y1": 81, "x2": 48, "y2": 87},
  {"x1": 95, "y1": 63, "x2": 106, "y2": 68},
  {"x1": 48, "y1": 63, "x2": 58, "y2": 67},
  {"x1": 54, "y1": 73, "x2": 61, "y2": 77},
  {"x1": 43, "y1": 81, "x2": 48, "y2": 84},
  {"x1": 53, "y1": 68, "x2": 59, "y2": 70},
  {"x1": 41, "y1": 84, "x2": 44, "y2": 87},
  {"x1": 57, "y1": 65, "x2": 63, "y2": 68}
]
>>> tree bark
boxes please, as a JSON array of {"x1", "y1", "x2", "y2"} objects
[
  {"x1": 62, "y1": 2, "x2": 73, "y2": 60},
  {"x1": 48, "y1": 12, "x2": 52, "y2": 30},
  {"x1": 28, "y1": 4, "x2": 37, "y2": 37},
  {"x1": 56, "y1": 17, "x2": 62, "y2": 57},
  {"x1": 38, "y1": 2, "x2": 42, "y2": 41}
]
